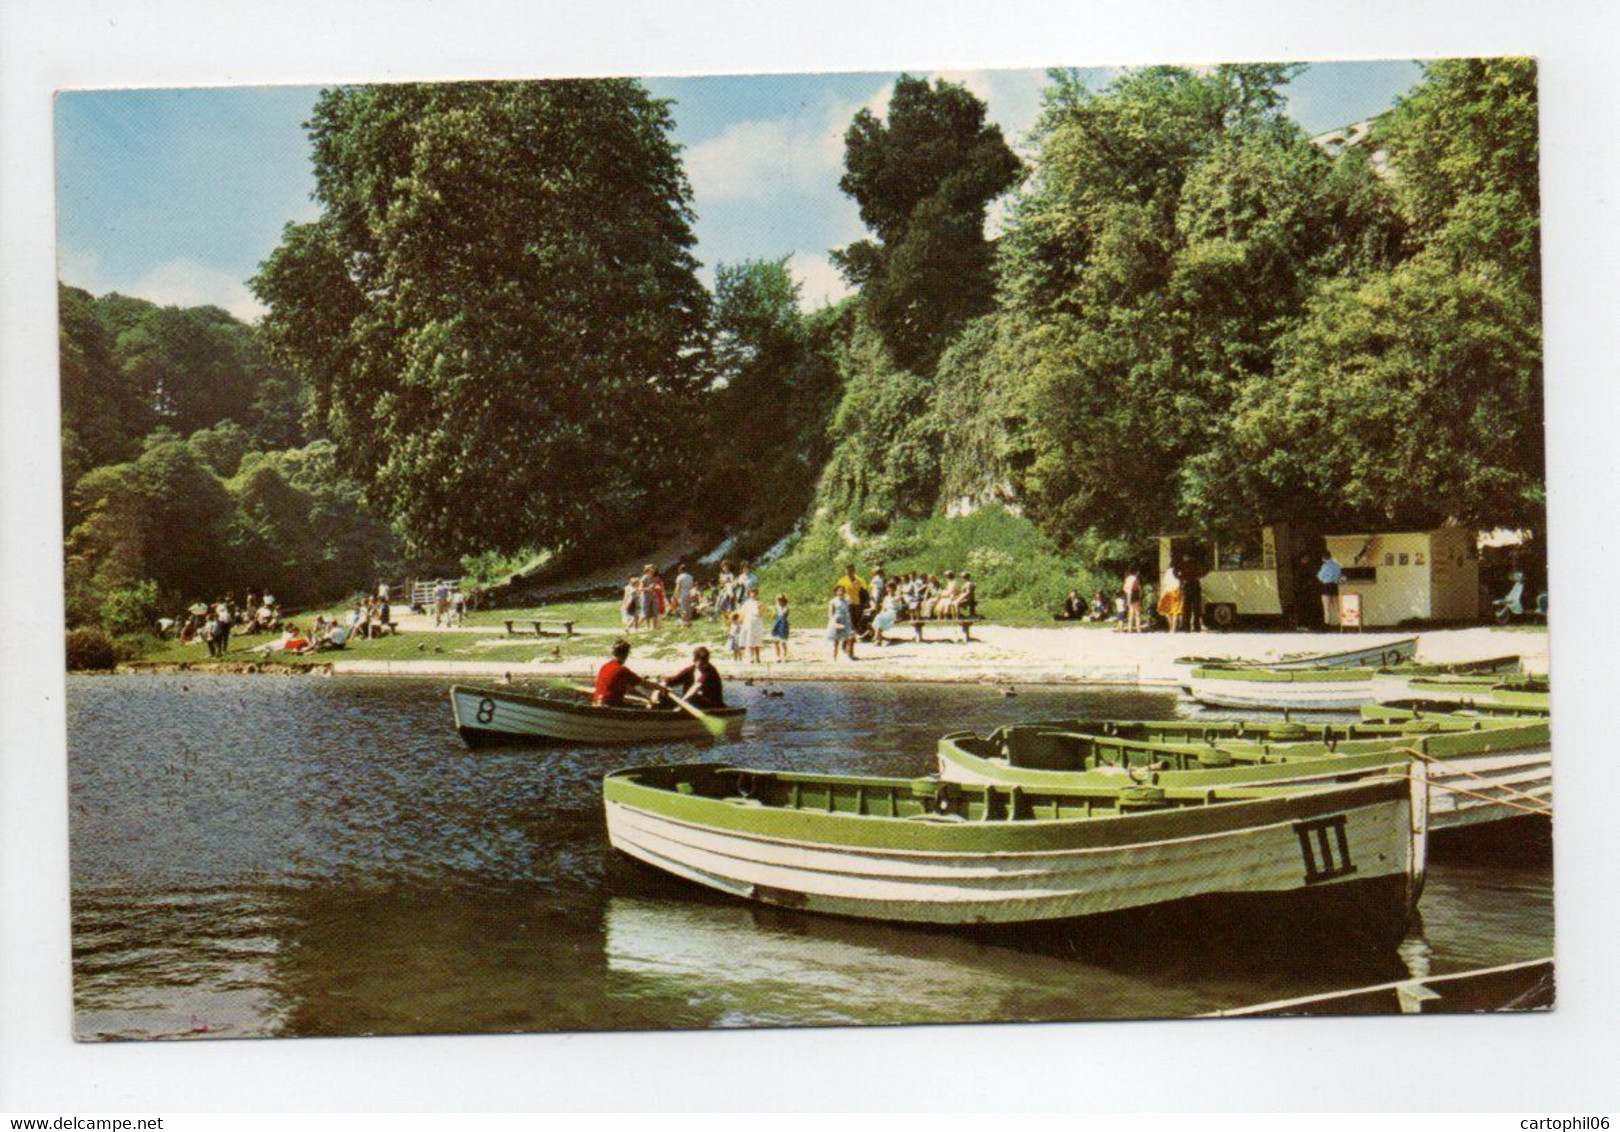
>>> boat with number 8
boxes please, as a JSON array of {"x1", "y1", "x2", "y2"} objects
[
  {"x1": 449, "y1": 683, "x2": 745, "y2": 747},
  {"x1": 603, "y1": 761, "x2": 1426, "y2": 943}
]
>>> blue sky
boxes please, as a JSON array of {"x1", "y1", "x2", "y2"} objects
[{"x1": 55, "y1": 61, "x2": 1424, "y2": 320}]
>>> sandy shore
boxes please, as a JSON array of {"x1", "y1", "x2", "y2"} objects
[{"x1": 330, "y1": 623, "x2": 1548, "y2": 686}]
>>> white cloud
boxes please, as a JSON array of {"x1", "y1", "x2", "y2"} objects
[
  {"x1": 57, "y1": 252, "x2": 267, "y2": 323},
  {"x1": 683, "y1": 79, "x2": 897, "y2": 206},
  {"x1": 787, "y1": 252, "x2": 852, "y2": 311}
]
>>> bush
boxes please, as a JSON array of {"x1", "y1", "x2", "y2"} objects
[
  {"x1": 65, "y1": 627, "x2": 120, "y2": 671},
  {"x1": 100, "y1": 580, "x2": 160, "y2": 635}
]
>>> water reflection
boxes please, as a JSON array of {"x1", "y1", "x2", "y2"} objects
[{"x1": 66, "y1": 675, "x2": 1553, "y2": 1038}]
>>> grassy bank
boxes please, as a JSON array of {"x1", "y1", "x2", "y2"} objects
[{"x1": 758, "y1": 506, "x2": 1112, "y2": 627}]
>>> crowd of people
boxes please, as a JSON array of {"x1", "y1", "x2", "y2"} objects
[
  {"x1": 1052, "y1": 559, "x2": 1208, "y2": 633},
  {"x1": 164, "y1": 584, "x2": 401, "y2": 658}
]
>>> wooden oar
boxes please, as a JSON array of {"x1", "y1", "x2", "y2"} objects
[
  {"x1": 647, "y1": 680, "x2": 731, "y2": 738},
  {"x1": 540, "y1": 676, "x2": 729, "y2": 738}
]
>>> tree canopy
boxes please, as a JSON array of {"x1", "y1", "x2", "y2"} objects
[
  {"x1": 252, "y1": 80, "x2": 711, "y2": 558},
  {"x1": 833, "y1": 74, "x2": 1022, "y2": 375}
]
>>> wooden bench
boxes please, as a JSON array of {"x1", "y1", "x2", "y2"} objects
[
  {"x1": 504, "y1": 618, "x2": 577, "y2": 638},
  {"x1": 879, "y1": 614, "x2": 985, "y2": 644}
]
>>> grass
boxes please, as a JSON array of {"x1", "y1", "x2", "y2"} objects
[{"x1": 760, "y1": 505, "x2": 1114, "y2": 627}]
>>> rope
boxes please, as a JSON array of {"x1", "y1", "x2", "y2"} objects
[
  {"x1": 1421, "y1": 776, "x2": 1552, "y2": 819},
  {"x1": 1398, "y1": 744, "x2": 1552, "y2": 815}
]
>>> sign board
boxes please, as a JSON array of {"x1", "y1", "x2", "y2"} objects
[{"x1": 1338, "y1": 591, "x2": 1363, "y2": 629}]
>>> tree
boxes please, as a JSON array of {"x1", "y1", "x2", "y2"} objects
[
  {"x1": 59, "y1": 284, "x2": 148, "y2": 471},
  {"x1": 696, "y1": 259, "x2": 847, "y2": 546},
  {"x1": 252, "y1": 80, "x2": 710, "y2": 558},
  {"x1": 1379, "y1": 58, "x2": 1539, "y2": 294},
  {"x1": 833, "y1": 75, "x2": 1022, "y2": 374},
  {"x1": 998, "y1": 65, "x2": 1369, "y2": 545},
  {"x1": 113, "y1": 304, "x2": 265, "y2": 435}
]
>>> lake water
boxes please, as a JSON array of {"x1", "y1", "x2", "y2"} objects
[{"x1": 66, "y1": 675, "x2": 1553, "y2": 1039}]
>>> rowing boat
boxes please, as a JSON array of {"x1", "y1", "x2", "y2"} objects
[
  {"x1": 604, "y1": 762, "x2": 1424, "y2": 943},
  {"x1": 449, "y1": 683, "x2": 745, "y2": 747},
  {"x1": 1491, "y1": 680, "x2": 1550, "y2": 711},
  {"x1": 1175, "y1": 636, "x2": 1419, "y2": 673},
  {"x1": 935, "y1": 717, "x2": 1549, "y2": 834},
  {"x1": 1364, "y1": 700, "x2": 1548, "y2": 722},
  {"x1": 1183, "y1": 665, "x2": 1401, "y2": 710}
]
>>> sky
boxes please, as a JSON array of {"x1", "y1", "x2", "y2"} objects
[{"x1": 54, "y1": 60, "x2": 1425, "y2": 321}]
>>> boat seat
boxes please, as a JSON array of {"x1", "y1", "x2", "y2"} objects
[
  {"x1": 724, "y1": 797, "x2": 765, "y2": 807},
  {"x1": 906, "y1": 812, "x2": 967, "y2": 823}
]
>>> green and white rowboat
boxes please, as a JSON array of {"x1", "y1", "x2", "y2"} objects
[
  {"x1": 1183, "y1": 665, "x2": 1403, "y2": 710},
  {"x1": 604, "y1": 762, "x2": 1424, "y2": 941},
  {"x1": 450, "y1": 683, "x2": 745, "y2": 747},
  {"x1": 936, "y1": 717, "x2": 1549, "y2": 834},
  {"x1": 1175, "y1": 636, "x2": 1419, "y2": 673}
]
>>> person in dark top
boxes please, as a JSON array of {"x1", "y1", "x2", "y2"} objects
[
  {"x1": 593, "y1": 640, "x2": 652, "y2": 707},
  {"x1": 664, "y1": 646, "x2": 725, "y2": 709}
]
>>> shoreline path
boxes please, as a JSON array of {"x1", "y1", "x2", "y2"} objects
[{"x1": 332, "y1": 620, "x2": 1548, "y2": 687}]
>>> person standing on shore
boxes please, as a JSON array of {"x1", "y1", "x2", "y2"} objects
[
  {"x1": 214, "y1": 595, "x2": 233, "y2": 656},
  {"x1": 741, "y1": 587, "x2": 766, "y2": 664},
  {"x1": 827, "y1": 584, "x2": 855, "y2": 661},
  {"x1": 1317, "y1": 550, "x2": 1345, "y2": 627},
  {"x1": 674, "y1": 563, "x2": 695, "y2": 626},
  {"x1": 1157, "y1": 564, "x2": 1183, "y2": 634},
  {"x1": 1181, "y1": 558, "x2": 1204, "y2": 633},
  {"x1": 770, "y1": 594, "x2": 791, "y2": 661},
  {"x1": 1123, "y1": 569, "x2": 1143, "y2": 633}
]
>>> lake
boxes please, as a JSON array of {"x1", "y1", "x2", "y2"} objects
[{"x1": 66, "y1": 674, "x2": 1553, "y2": 1039}]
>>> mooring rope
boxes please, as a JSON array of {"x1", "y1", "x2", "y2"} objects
[{"x1": 1399, "y1": 745, "x2": 1552, "y2": 818}]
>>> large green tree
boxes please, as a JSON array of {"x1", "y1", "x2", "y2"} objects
[
  {"x1": 1196, "y1": 58, "x2": 1543, "y2": 534},
  {"x1": 252, "y1": 80, "x2": 710, "y2": 558},
  {"x1": 833, "y1": 74, "x2": 1022, "y2": 375},
  {"x1": 997, "y1": 65, "x2": 1402, "y2": 546}
]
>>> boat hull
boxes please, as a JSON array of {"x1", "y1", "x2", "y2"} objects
[
  {"x1": 450, "y1": 684, "x2": 745, "y2": 746},
  {"x1": 937, "y1": 726, "x2": 1548, "y2": 836},
  {"x1": 604, "y1": 773, "x2": 1417, "y2": 935},
  {"x1": 1184, "y1": 672, "x2": 1404, "y2": 711}
]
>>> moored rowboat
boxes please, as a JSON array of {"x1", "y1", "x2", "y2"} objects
[
  {"x1": 1183, "y1": 665, "x2": 1402, "y2": 711},
  {"x1": 1176, "y1": 636, "x2": 1419, "y2": 673},
  {"x1": 449, "y1": 683, "x2": 745, "y2": 747},
  {"x1": 604, "y1": 762, "x2": 1423, "y2": 942},
  {"x1": 935, "y1": 718, "x2": 1549, "y2": 834}
]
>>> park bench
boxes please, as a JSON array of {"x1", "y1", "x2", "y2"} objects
[
  {"x1": 504, "y1": 618, "x2": 577, "y2": 638},
  {"x1": 879, "y1": 611, "x2": 986, "y2": 644}
]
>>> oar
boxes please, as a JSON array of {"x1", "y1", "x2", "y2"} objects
[
  {"x1": 648, "y1": 680, "x2": 731, "y2": 738},
  {"x1": 540, "y1": 676, "x2": 729, "y2": 737}
]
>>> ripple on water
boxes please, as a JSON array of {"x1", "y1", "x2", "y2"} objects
[{"x1": 67, "y1": 674, "x2": 1552, "y2": 1036}]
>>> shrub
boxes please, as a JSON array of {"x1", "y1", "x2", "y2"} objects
[
  {"x1": 65, "y1": 627, "x2": 119, "y2": 671},
  {"x1": 100, "y1": 580, "x2": 160, "y2": 636}
]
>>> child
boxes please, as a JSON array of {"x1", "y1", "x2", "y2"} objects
[
  {"x1": 741, "y1": 587, "x2": 765, "y2": 664},
  {"x1": 770, "y1": 594, "x2": 791, "y2": 661},
  {"x1": 727, "y1": 612, "x2": 744, "y2": 662}
]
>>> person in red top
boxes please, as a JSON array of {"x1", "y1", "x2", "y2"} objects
[{"x1": 593, "y1": 640, "x2": 652, "y2": 707}]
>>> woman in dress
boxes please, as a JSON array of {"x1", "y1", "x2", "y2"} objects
[
  {"x1": 741, "y1": 587, "x2": 766, "y2": 664},
  {"x1": 872, "y1": 591, "x2": 900, "y2": 646},
  {"x1": 1157, "y1": 564, "x2": 1183, "y2": 634},
  {"x1": 769, "y1": 593, "x2": 791, "y2": 661},
  {"x1": 826, "y1": 584, "x2": 854, "y2": 661}
]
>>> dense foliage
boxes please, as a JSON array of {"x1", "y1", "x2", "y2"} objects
[
  {"x1": 696, "y1": 259, "x2": 849, "y2": 553},
  {"x1": 252, "y1": 80, "x2": 711, "y2": 558},
  {"x1": 833, "y1": 74, "x2": 1023, "y2": 375},
  {"x1": 58, "y1": 288, "x2": 401, "y2": 634},
  {"x1": 60, "y1": 61, "x2": 1544, "y2": 642}
]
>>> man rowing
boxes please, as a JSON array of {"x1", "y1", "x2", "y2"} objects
[
  {"x1": 662, "y1": 646, "x2": 725, "y2": 709},
  {"x1": 593, "y1": 640, "x2": 657, "y2": 707}
]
